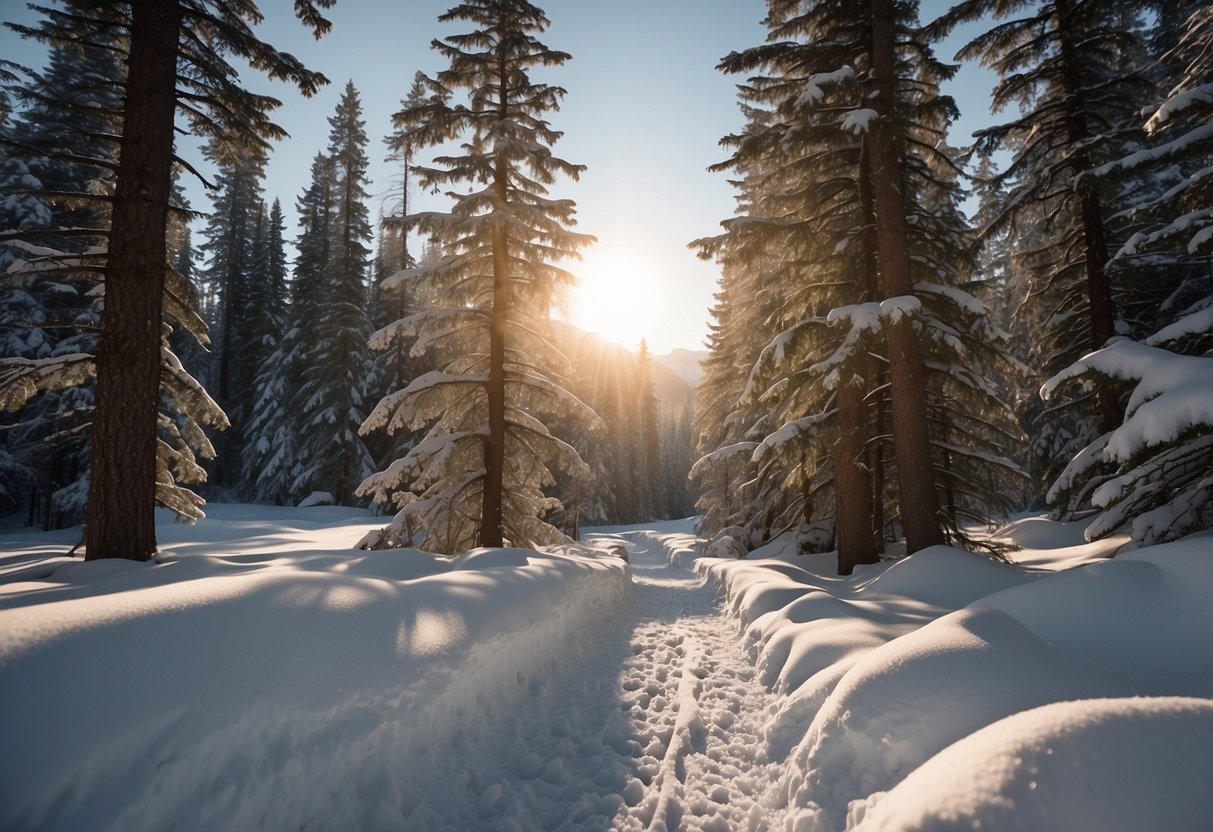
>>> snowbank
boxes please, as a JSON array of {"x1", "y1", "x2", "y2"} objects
[
  {"x1": 850, "y1": 697, "x2": 1213, "y2": 832},
  {"x1": 0, "y1": 505, "x2": 630, "y2": 831},
  {"x1": 649, "y1": 516, "x2": 1213, "y2": 831}
]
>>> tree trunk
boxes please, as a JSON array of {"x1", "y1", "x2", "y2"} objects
[
  {"x1": 84, "y1": 0, "x2": 180, "y2": 560},
  {"x1": 835, "y1": 372, "x2": 878, "y2": 575},
  {"x1": 867, "y1": 0, "x2": 945, "y2": 553},
  {"x1": 858, "y1": 142, "x2": 886, "y2": 553},
  {"x1": 1054, "y1": 0, "x2": 1120, "y2": 434},
  {"x1": 941, "y1": 405, "x2": 958, "y2": 530},
  {"x1": 869, "y1": 368, "x2": 888, "y2": 552},
  {"x1": 480, "y1": 153, "x2": 509, "y2": 548}
]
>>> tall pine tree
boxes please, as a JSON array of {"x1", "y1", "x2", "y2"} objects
[
  {"x1": 292, "y1": 84, "x2": 375, "y2": 506},
  {"x1": 2, "y1": 0, "x2": 333, "y2": 558},
  {"x1": 358, "y1": 0, "x2": 595, "y2": 552}
]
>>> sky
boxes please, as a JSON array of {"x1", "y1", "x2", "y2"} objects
[{"x1": 1, "y1": 0, "x2": 994, "y2": 354}]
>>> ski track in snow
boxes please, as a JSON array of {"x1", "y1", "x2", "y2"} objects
[{"x1": 391, "y1": 532, "x2": 779, "y2": 832}]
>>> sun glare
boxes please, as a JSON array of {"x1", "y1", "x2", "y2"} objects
[{"x1": 570, "y1": 250, "x2": 664, "y2": 351}]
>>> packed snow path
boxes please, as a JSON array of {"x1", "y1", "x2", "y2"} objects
[{"x1": 390, "y1": 531, "x2": 779, "y2": 831}]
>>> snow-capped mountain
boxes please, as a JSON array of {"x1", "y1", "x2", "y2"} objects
[{"x1": 652, "y1": 348, "x2": 707, "y2": 388}]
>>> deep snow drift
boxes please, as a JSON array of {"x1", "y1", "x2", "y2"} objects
[
  {"x1": 656, "y1": 519, "x2": 1213, "y2": 831},
  {"x1": 2, "y1": 507, "x2": 1211, "y2": 831},
  {"x1": 0, "y1": 505, "x2": 630, "y2": 830}
]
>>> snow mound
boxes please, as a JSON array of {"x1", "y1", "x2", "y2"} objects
[
  {"x1": 980, "y1": 538, "x2": 1213, "y2": 692},
  {"x1": 655, "y1": 522, "x2": 1213, "y2": 831},
  {"x1": 0, "y1": 507, "x2": 630, "y2": 831},
  {"x1": 850, "y1": 697, "x2": 1213, "y2": 832},
  {"x1": 780, "y1": 606, "x2": 1144, "y2": 831},
  {"x1": 454, "y1": 546, "x2": 532, "y2": 569},
  {"x1": 859, "y1": 545, "x2": 1033, "y2": 607},
  {"x1": 297, "y1": 490, "x2": 334, "y2": 507}
]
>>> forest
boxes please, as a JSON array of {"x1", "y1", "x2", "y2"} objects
[
  {"x1": 0, "y1": 1, "x2": 1210, "y2": 831},
  {"x1": 1, "y1": 0, "x2": 1209, "y2": 570},
  {"x1": 0, "y1": 0, "x2": 697, "y2": 554}
]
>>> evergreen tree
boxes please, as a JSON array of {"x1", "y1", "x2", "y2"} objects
[
  {"x1": 1043, "y1": 5, "x2": 1213, "y2": 545},
  {"x1": 0, "y1": 32, "x2": 121, "y2": 528},
  {"x1": 938, "y1": 0, "x2": 1156, "y2": 507},
  {"x1": 689, "y1": 255, "x2": 766, "y2": 547},
  {"x1": 358, "y1": 0, "x2": 595, "y2": 553},
  {"x1": 241, "y1": 198, "x2": 293, "y2": 500},
  {"x1": 2, "y1": 0, "x2": 332, "y2": 559},
  {"x1": 292, "y1": 85, "x2": 376, "y2": 506},
  {"x1": 636, "y1": 339, "x2": 661, "y2": 519},
  {"x1": 696, "y1": 0, "x2": 1022, "y2": 571},
  {"x1": 247, "y1": 153, "x2": 333, "y2": 505},
  {"x1": 198, "y1": 148, "x2": 264, "y2": 487},
  {"x1": 659, "y1": 398, "x2": 695, "y2": 519}
]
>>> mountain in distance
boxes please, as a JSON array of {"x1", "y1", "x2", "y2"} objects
[
  {"x1": 647, "y1": 357, "x2": 694, "y2": 410},
  {"x1": 651, "y1": 348, "x2": 707, "y2": 389}
]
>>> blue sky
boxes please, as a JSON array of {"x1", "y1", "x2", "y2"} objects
[{"x1": 1, "y1": 0, "x2": 995, "y2": 353}]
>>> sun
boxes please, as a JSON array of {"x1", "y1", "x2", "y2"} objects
[{"x1": 569, "y1": 249, "x2": 664, "y2": 350}]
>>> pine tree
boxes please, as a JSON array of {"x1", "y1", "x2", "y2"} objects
[
  {"x1": 241, "y1": 198, "x2": 293, "y2": 500},
  {"x1": 637, "y1": 339, "x2": 661, "y2": 519},
  {"x1": 247, "y1": 153, "x2": 333, "y2": 505},
  {"x1": 938, "y1": 0, "x2": 1156, "y2": 508},
  {"x1": 688, "y1": 255, "x2": 767, "y2": 548},
  {"x1": 696, "y1": 0, "x2": 1022, "y2": 570},
  {"x1": 2, "y1": 0, "x2": 332, "y2": 558},
  {"x1": 198, "y1": 148, "x2": 264, "y2": 487},
  {"x1": 358, "y1": 0, "x2": 595, "y2": 553},
  {"x1": 1042, "y1": 6, "x2": 1213, "y2": 545},
  {"x1": 374, "y1": 72, "x2": 428, "y2": 413},
  {"x1": 865, "y1": 0, "x2": 947, "y2": 553},
  {"x1": 292, "y1": 82, "x2": 375, "y2": 506},
  {"x1": 659, "y1": 398, "x2": 695, "y2": 519},
  {"x1": 0, "y1": 32, "x2": 121, "y2": 528}
]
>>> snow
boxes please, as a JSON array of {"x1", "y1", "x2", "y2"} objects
[
  {"x1": 671, "y1": 516, "x2": 1212, "y2": 831},
  {"x1": 2, "y1": 508, "x2": 1210, "y2": 830},
  {"x1": 794, "y1": 66, "x2": 857, "y2": 107},
  {"x1": 849, "y1": 697, "x2": 1213, "y2": 832},
  {"x1": 913, "y1": 281, "x2": 986, "y2": 316},
  {"x1": 839, "y1": 108, "x2": 878, "y2": 134},
  {"x1": 826, "y1": 295, "x2": 921, "y2": 330},
  {"x1": 0, "y1": 505, "x2": 629, "y2": 830},
  {"x1": 1043, "y1": 340, "x2": 1213, "y2": 462},
  {"x1": 296, "y1": 489, "x2": 334, "y2": 507}
]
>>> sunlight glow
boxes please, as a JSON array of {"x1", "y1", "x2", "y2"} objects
[{"x1": 570, "y1": 249, "x2": 665, "y2": 351}]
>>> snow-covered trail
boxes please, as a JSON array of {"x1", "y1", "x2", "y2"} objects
[{"x1": 392, "y1": 531, "x2": 779, "y2": 832}]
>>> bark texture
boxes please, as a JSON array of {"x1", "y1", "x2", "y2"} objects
[
  {"x1": 1054, "y1": 0, "x2": 1120, "y2": 434},
  {"x1": 85, "y1": 0, "x2": 181, "y2": 560},
  {"x1": 866, "y1": 0, "x2": 945, "y2": 553},
  {"x1": 835, "y1": 373, "x2": 878, "y2": 575},
  {"x1": 480, "y1": 151, "x2": 509, "y2": 549}
]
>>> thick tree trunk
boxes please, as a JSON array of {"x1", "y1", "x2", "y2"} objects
[
  {"x1": 867, "y1": 0, "x2": 945, "y2": 554},
  {"x1": 835, "y1": 373, "x2": 878, "y2": 575},
  {"x1": 84, "y1": 0, "x2": 180, "y2": 560},
  {"x1": 1055, "y1": 0, "x2": 1120, "y2": 434}
]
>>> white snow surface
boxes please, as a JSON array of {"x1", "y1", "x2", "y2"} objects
[
  {"x1": 2, "y1": 507, "x2": 1211, "y2": 831},
  {"x1": 849, "y1": 696, "x2": 1213, "y2": 832},
  {"x1": 0, "y1": 505, "x2": 634, "y2": 831},
  {"x1": 679, "y1": 517, "x2": 1213, "y2": 832}
]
